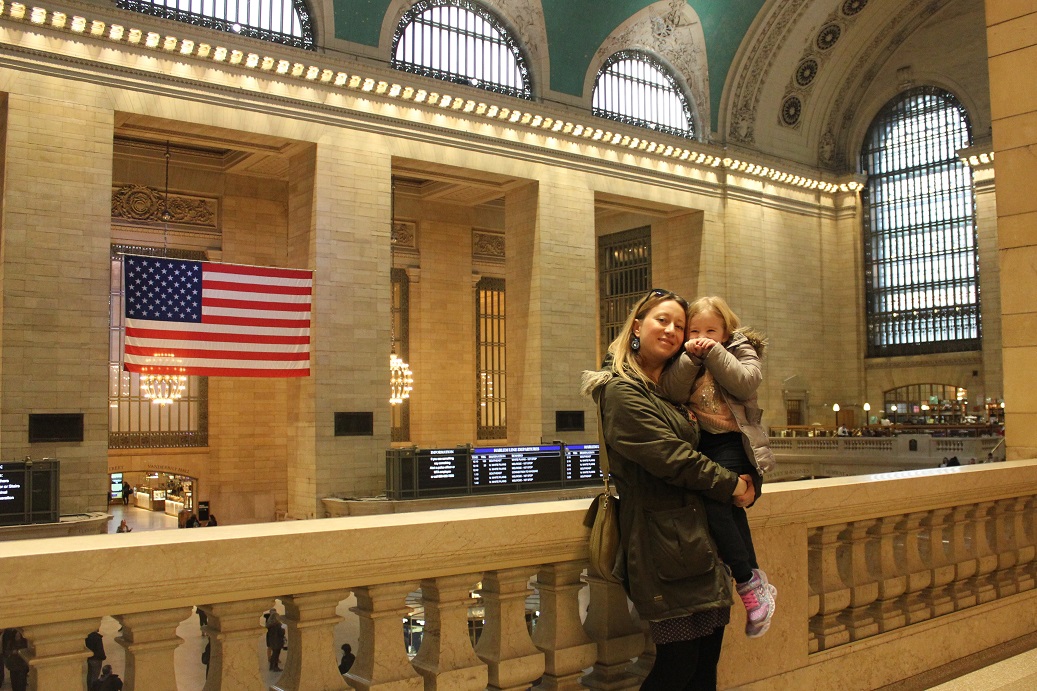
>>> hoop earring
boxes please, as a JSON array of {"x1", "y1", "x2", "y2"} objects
[{"x1": 631, "y1": 335, "x2": 641, "y2": 351}]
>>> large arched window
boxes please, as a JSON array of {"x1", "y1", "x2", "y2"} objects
[
  {"x1": 861, "y1": 87, "x2": 978, "y2": 357},
  {"x1": 117, "y1": 0, "x2": 315, "y2": 50},
  {"x1": 391, "y1": 0, "x2": 532, "y2": 99},
  {"x1": 592, "y1": 51, "x2": 694, "y2": 139}
]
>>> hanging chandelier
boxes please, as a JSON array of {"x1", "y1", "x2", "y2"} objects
[
  {"x1": 138, "y1": 143, "x2": 186, "y2": 405},
  {"x1": 390, "y1": 352, "x2": 414, "y2": 405},
  {"x1": 389, "y1": 177, "x2": 413, "y2": 406},
  {"x1": 140, "y1": 353, "x2": 187, "y2": 405}
]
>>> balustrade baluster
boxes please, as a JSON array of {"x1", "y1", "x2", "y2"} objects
[
  {"x1": 115, "y1": 606, "x2": 193, "y2": 691},
  {"x1": 21, "y1": 618, "x2": 99, "y2": 691},
  {"x1": 971, "y1": 501, "x2": 999, "y2": 605},
  {"x1": 580, "y1": 575, "x2": 642, "y2": 689},
  {"x1": 922, "y1": 508, "x2": 956, "y2": 617},
  {"x1": 273, "y1": 590, "x2": 350, "y2": 691},
  {"x1": 411, "y1": 573, "x2": 487, "y2": 690},
  {"x1": 530, "y1": 561, "x2": 596, "y2": 690},
  {"x1": 994, "y1": 498, "x2": 1023, "y2": 597},
  {"x1": 866, "y1": 515, "x2": 907, "y2": 632},
  {"x1": 623, "y1": 624, "x2": 654, "y2": 684},
  {"x1": 347, "y1": 583, "x2": 423, "y2": 691},
  {"x1": 895, "y1": 512, "x2": 932, "y2": 625},
  {"x1": 199, "y1": 599, "x2": 271, "y2": 691},
  {"x1": 807, "y1": 527, "x2": 821, "y2": 653},
  {"x1": 474, "y1": 567, "x2": 545, "y2": 691},
  {"x1": 809, "y1": 523, "x2": 851, "y2": 650},
  {"x1": 949, "y1": 504, "x2": 978, "y2": 611},
  {"x1": 1016, "y1": 496, "x2": 1037, "y2": 592},
  {"x1": 840, "y1": 519, "x2": 879, "y2": 641}
]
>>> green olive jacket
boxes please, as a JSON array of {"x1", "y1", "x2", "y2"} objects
[{"x1": 585, "y1": 369, "x2": 741, "y2": 621}]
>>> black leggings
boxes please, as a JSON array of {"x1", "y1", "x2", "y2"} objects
[{"x1": 640, "y1": 626, "x2": 726, "y2": 691}]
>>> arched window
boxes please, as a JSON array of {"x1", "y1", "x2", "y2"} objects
[
  {"x1": 391, "y1": 0, "x2": 532, "y2": 100},
  {"x1": 116, "y1": 0, "x2": 315, "y2": 50},
  {"x1": 861, "y1": 87, "x2": 978, "y2": 357},
  {"x1": 592, "y1": 51, "x2": 694, "y2": 139}
]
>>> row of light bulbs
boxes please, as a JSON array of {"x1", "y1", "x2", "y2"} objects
[{"x1": 7, "y1": 1, "x2": 861, "y2": 193}]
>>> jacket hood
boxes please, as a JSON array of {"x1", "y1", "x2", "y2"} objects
[
  {"x1": 580, "y1": 368, "x2": 614, "y2": 401},
  {"x1": 732, "y1": 326, "x2": 768, "y2": 358}
]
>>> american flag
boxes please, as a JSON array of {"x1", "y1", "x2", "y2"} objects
[{"x1": 123, "y1": 255, "x2": 313, "y2": 377}]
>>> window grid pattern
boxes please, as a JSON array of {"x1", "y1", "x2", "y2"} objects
[
  {"x1": 476, "y1": 277, "x2": 506, "y2": 440},
  {"x1": 391, "y1": 268, "x2": 412, "y2": 443},
  {"x1": 592, "y1": 51, "x2": 694, "y2": 139},
  {"x1": 116, "y1": 0, "x2": 315, "y2": 50},
  {"x1": 599, "y1": 226, "x2": 652, "y2": 356},
  {"x1": 110, "y1": 245, "x2": 208, "y2": 449},
  {"x1": 392, "y1": 0, "x2": 532, "y2": 99},
  {"x1": 861, "y1": 87, "x2": 979, "y2": 357}
]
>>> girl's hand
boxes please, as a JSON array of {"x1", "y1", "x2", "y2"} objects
[
  {"x1": 684, "y1": 338, "x2": 717, "y2": 357},
  {"x1": 733, "y1": 474, "x2": 756, "y2": 507}
]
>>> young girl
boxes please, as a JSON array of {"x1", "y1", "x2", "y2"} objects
[{"x1": 660, "y1": 295, "x2": 778, "y2": 638}]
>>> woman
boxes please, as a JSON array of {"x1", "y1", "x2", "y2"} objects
[{"x1": 581, "y1": 288, "x2": 755, "y2": 690}]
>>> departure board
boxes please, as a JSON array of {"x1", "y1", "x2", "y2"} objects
[
  {"x1": 564, "y1": 444, "x2": 602, "y2": 482},
  {"x1": 471, "y1": 445, "x2": 563, "y2": 490},
  {"x1": 415, "y1": 447, "x2": 469, "y2": 494},
  {"x1": 0, "y1": 462, "x2": 27, "y2": 525}
]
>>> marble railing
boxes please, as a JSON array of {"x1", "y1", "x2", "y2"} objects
[{"x1": 1, "y1": 461, "x2": 1036, "y2": 691}]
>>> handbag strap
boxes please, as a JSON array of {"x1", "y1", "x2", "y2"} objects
[{"x1": 596, "y1": 397, "x2": 612, "y2": 495}]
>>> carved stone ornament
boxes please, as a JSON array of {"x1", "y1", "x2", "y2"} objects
[
  {"x1": 392, "y1": 220, "x2": 417, "y2": 249},
  {"x1": 111, "y1": 185, "x2": 217, "y2": 228},
  {"x1": 473, "y1": 230, "x2": 504, "y2": 260}
]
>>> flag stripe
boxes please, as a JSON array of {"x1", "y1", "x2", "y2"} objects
[
  {"x1": 125, "y1": 345, "x2": 310, "y2": 361},
  {"x1": 203, "y1": 297, "x2": 312, "y2": 312},
  {"x1": 123, "y1": 255, "x2": 313, "y2": 378},
  {"x1": 125, "y1": 363, "x2": 310, "y2": 378},
  {"x1": 200, "y1": 314, "x2": 311, "y2": 329},
  {"x1": 203, "y1": 280, "x2": 312, "y2": 296},
  {"x1": 126, "y1": 326, "x2": 309, "y2": 345}
]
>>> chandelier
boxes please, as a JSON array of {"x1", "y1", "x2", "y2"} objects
[
  {"x1": 140, "y1": 353, "x2": 187, "y2": 405},
  {"x1": 390, "y1": 352, "x2": 414, "y2": 405},
  {"x1": 139, "y1": 144, "x2": 186, "y2": 405},
  {"x1": 389, "y1": 178, "x2": 413, "y2": 406}
]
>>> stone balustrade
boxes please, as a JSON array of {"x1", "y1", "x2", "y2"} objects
[{"x1": 1, "y1": 461, "x2": 1036, "y2": 690}]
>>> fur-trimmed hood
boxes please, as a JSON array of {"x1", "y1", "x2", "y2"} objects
[{"x1": 732, "y1": 326, "x2": 767, "y2": 358}]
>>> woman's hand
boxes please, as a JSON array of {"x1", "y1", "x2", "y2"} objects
[{"x1": 733, "y1": 474, "x2": 756, "y2": 507}]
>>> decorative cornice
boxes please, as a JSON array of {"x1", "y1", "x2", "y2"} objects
[{"x1": 0, "y1": 1, "x2": 854, "y2": 206}]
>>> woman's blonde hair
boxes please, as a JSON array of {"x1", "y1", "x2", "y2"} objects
[
  {"x1": 688, "y1": 295, "x2": 740, "y2": 341},
  {"x1": 604, "y1": 289, "x2": 690, "y2": 388}
]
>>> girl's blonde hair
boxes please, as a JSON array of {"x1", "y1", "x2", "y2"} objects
[
  {"x1": 604, "y1": 289, "x2": 690, "y2": 388},
  {"x1": 688, "y1": 295, "x2": 740, "y2": 341}
]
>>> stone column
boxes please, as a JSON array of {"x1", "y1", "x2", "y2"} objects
[
  {"x1": 531, "y1": 561, "x2": 596, "y2": 690},
  {"x1": 347, "y1": 583, "x2": 423, "y2": 691},
  {"x1": 986, "y1": 2, "x2": 1037, "y2": 460},
  {"x1": 411, "y1": 573, "x2": 487, "y2": 690},
  {"x1": 21, "y1": 618, "x2": 99, "y2": 691},
  {"x1": 200, "y1": 600, "x2": 269, "y2": 691},
  {"x1": 273, "y1": 590, "x2": 350, "y2": 691},
  {"x1": 474, "y1": 567, "x2": 544, "y2": 691},
  {"x1": 810, "y1": 523, "x2": 851, "y2": 650},
  {"x1": 580, "y1": 575, "x2": 642, "y2": 690},
  {"x1": 115, "y1": 606, "x2": 193, "y2": 691}
]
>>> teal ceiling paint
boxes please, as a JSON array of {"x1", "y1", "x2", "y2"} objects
[
  {"x1": 332, "y1": 1, "x2": 767, "y2": 131},
  {"x1": 334, "y1": 0, "x2": 394, "y2": 47}
]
